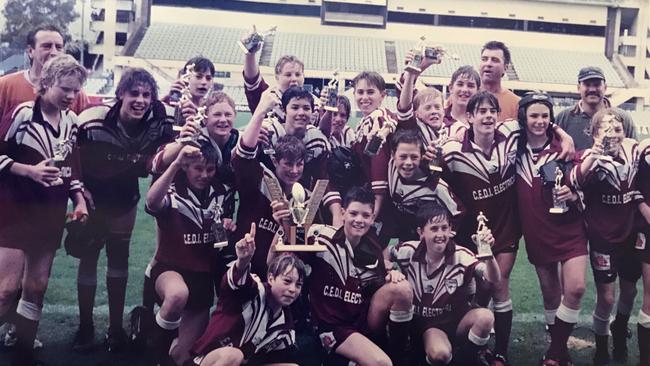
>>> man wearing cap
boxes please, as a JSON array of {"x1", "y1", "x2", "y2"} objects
[{"x1": 556, "y1": 66, "x2": 636, "y2": 151}]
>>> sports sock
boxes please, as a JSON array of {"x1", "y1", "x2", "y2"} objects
[
  {"x1": 77, "y1": 283, "x2": 96, "y2": 329},
  {"x1": 388, "y1": 307, "x2": 413, "y2": 366},
  {"x1": 142, "y1": 263, "x2": 155, "y2": 311},
  {"x1": 638, "y1": 310, "x2": 650, "y2": 365},
  {"x1": 547, "y1": 303, "x2": 579, "y2": 360},
  {"x1": 106, "y1": 273, "x2": 128, "y2": 330},
  {"x1": 493, "y1": 299, "x2": 513, "y2": 357},
  {"x1": 12, "y1": 300, "x2": 41, "y2": 365},
  {"x1": 152, "y1": 312, "x2": 181, "y2": 364}
]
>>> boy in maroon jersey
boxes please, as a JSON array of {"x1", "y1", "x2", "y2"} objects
[
  {"x1": 636, "y1": 138, "x2": 650, "y2": 366},
  {"x1": 272, "y1": 186, "x2": 414, "y2": 366},
  {"x1": 424, "y1": 91, "x2": 574, "y2": 366},
  {"x1": 568, "y1": 109, "x2": 642, "y2": 366},
  {"x1": 145, "y1": 143, "x2": 229, "y2": 366},
  {"x1": 515, "y1": 93, "x2": 587, "y2": 366},
  {"x1": 392, "y1": 203, "x2": 500, "y2": 366},
  {"x1": 0, "y1": 54, "x2": 88, "y2": 366},
  {"x1": 191, "y1": 227, "x2": 305, "y2": 366}
]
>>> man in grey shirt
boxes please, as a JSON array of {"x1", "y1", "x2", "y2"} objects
[{"x1": 556, "y1": 66, "x2": 637, "y2": 151}]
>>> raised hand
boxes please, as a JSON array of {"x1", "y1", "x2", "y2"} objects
[
  {"x1": 236, "y1": 222, "x2": 257, "y2": 264},
  {"x1": 270, "y1": 199, "x2": 291, "y2": 224}
]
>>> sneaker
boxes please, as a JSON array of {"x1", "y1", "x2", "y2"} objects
[
  {"x1": 72, "y1": 325, "x2": 95, "y2": 353},
  {"x1": 610, "y1": 321, "x2": 630, "y2": 363},
  {"x1": 491, "y1": 353, "x2": 509, "y2": 366},
  {"x1": 4, "y1": 323, "x2": 43, "y2": 349},
  {"x1": 105, "y1": 327, "x2": 128, "y2": 353}
]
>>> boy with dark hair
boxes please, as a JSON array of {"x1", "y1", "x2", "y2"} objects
[
  {"x1": 272, "y1": 185, "x2": 414, "y2": 366},
  {"x1": 392, "y1": 203, "x2": 500, "y2": 365}
]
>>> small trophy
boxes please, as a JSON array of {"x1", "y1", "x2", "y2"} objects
[
  {"x1": 170, "y1": 63, "x2": 195, "y2": 105},
  {"x1": 261, "y1": 112, "x2": 277, "y2": 155},
  {"x1": 238, "y1": 25, "x2": 277, "y2": 54},
  {"x1": 405, "y1": 36, "x2": 427, "y2": 74},
  {"x1": 475, "y1": 212, "x2": 493, "y2": 259},
  {"x1": 424, "y1": 45, "x2": 460, "y2": 62},
  {"x1": 49, "y1": 137, "x2": 72, "y2": 186},
  {"x1": 175, "y1": 106, "x2": 207, "y2": 146},
  {"x1": 597, "y1": 122, "x2": 616, "y2": 162},
  {"x1": 364, "y1": 118, "x2": 397, "y2": 156},
  {"x1": 205, "y1": 202, "x2": 228, "y2": 249},
  {"x1": 323, "y1": 71, "x2": 340, "y2": 112},
  {"x1": 264, "y1": 176, "x2": 328, "y2": 252},
  {"x1": 549, "y1": 166, "x2": 568, "y2": 214},
  {"x1": 428, "y1": 127, "x2": 448, "y2": 173}
]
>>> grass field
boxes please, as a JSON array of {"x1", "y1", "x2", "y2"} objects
[{"x1": 0, "y1": 113, "x2": 645, "y2": 365}]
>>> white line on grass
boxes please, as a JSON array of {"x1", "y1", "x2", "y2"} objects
[{"x1": 41, "y1": 304, "x2": 637, "y2": 324}]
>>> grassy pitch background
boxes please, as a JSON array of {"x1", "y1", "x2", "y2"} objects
[{"x1": 0, "y1": 112, "x2": 644, "y2": 365}]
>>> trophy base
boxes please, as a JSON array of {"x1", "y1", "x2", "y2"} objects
[
  {"x1": 213, "y1": 241, "x2": 228, "y2": 249},
  {"x1": 476, "y1": 252, "x2": 493, "y2": 260},
  {"x1": 176, "y1": 137, "x2": 200, "y2": 146},
  {"x1": 275, "y1": 243, "x2": 327, "y2": 252},
  {"x1": 404, "y1": 65, "x2": 422, "y2": 74},
  {"x1": 549, "y1": 207, "x2": 568, "y2": 214},
  {"x1": 238, "y1": 41, "x2": 254, "y2": 54},
  {"x1": 429, "y1": 165, "x2": 443, "y2": 173},
  {"x1": 324, "y1": 105, "x2": 339, "y2": 112}
]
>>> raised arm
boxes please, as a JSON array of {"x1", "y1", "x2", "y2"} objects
[
  {"x1": 146, "y1": 145, "x2": 201, "y2": 212},
  {"x1": 241, "y1": 90, "x2": 280, "y2": 148}
]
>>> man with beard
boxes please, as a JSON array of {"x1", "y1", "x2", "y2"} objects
[
  {"x1": 556, "y1": 66, "x2": 637, "y2": 150},
  {"x1": 479, "y1": 41, "x2": 519, "y2": 121}
]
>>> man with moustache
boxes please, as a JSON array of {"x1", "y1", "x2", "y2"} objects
[
  {"x1": 0, "y1": 24, "x2": 89, "y2": 138},
  {"x1": 556, "y1": 66, "x2": 637, "y2": 150},
  {"x1": 479, "y1": 41, "x2": 520, "y2": 121}
]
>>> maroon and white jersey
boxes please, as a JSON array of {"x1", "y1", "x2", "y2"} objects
[
  {"x1": 330, "y1": 125, "x2": 355, "y2": 149},
  {"x1": 440, "y1": 120, "x2": 521, "y2": 251},
  {"x1": 638, "y1": 139, "x2": 650, "y2": 203},
  {"x1": 0, "y1": 99, "x2": 83, "y2": 250},
  {"x1": 392, "y1": 240, "x2": 482, "y2": 328},
  {"x1": 515, "y1": 137, "x2": 587, "y2": 265},
  {"x1": 388, "y1": 158, "x2": 463, "y2": 227},
  {"x1": 232, "y1": 140, "x2": 320, "y2": 276},
  {"x1": 192, "y1": 265, "x2": 296, "y2": 362},
  {"x1": 395, "y1": 104, "x2": 439, "y2": 147},
  {"x1": 569, "y1": 138, "x2": 642, "y2": 243},
  {"x1": 243, "y1": 72, "x2": 285, "y2": 121},
  {"x1": 306, "y1": 224, "x2": 387, "y2": 330},
  {"x1": 146, "y1": 178, "x2": 229, "y2": 273},
  {"x1": 351, "y1": 107, "x2": 396, "y2": 196}
]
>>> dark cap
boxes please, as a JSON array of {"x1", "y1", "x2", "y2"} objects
[{"x1": 578, "y1": 66, "x2": 605, "y2": 82}]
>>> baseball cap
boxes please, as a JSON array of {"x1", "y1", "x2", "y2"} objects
[{"x1": 578, "y1": 66, "x2": 605, "y2": 82}]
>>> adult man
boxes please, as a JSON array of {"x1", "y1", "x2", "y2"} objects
[
  {"x1": 479, "y1": 41, "x2": 520, "y2": 121},
  {"x1": 556, "y1": 66, "x2": 637, "y2": 151},
  {"x1": 0, "y1": 24, "x2": 89, "y2": 138}
]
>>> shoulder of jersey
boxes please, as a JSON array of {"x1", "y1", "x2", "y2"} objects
[
  {"x1": 639, "y1": 138, "x2": 650, "y2": 152},
  {"x1": 77, "y1": 104, "x2": 112, "y2": 126}
]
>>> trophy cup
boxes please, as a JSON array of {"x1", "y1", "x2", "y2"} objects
[
  {"x1": 261, "y1": 112, "x2": 277, "y2": 155},
  {"x1": 175, "y1": 106, "x2": 207, "y2": 146},
  {"x1": 170, "y1": 63, "x2": 195, "y2": 105},
  {"x1": 549, "y1": 166, "x2": 569, "y2": 214},
  {"x1": 49, "y1": 137, "x2": 72, "y2": 186},
  {"x1": 205, "y1": 202, "x2": 228, "y2": 249},
  {"x1": 597, "y1": 116, "x2": 617, "y2": 162},
  {"x1": 263, "y1": 176, "x2": 328, "y2": 252},
  {"x1": 428, "y1": 127, "x2": 448, "y2": 173},
  {"x1": 238, "y1": 25, "x2": 277, "y2": 54},
  {"x1": 475, "y1": 212, "x2": 493, "y2": 259},
  {"x1": 405, "y1": 36, "x2": 427, "y2": 74},
  {"x1": 364, "y1": 118, "x2": 397, "y2": 156},
  {"x1": 323, "y1": 71, "x2": 340, "y2": 113},
  {"x1": 424, "y1": 45, "x2": 460, "y2": 62}
]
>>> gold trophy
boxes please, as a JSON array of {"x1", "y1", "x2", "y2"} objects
[
  {"x1": 364, "y1": 111, "x2": 397, "y2": 156},
  {"x1": 323, "y1": 71, "x2": 340, "y2": 112},
  {"x1": 261, "y1": 111, "x2": 278, "y2": 156},
  {"x1": 405, "y1": 36, "x2": 427, "y2": 74},
  {"x1": 238, "y1": 25, "x2": 278, "y2": 54},
  {"x1": 475, "y1": 212, "x2": 493, "y2": 259},
  {"x1": 175, "y1": 106, "x2": 207, "y2": 146},
  {"x1": 428, "y1": 127, "x2": 448, "y2": 173},
  {"x1": 549, "y1": 166, "x2": 568, "y2": 214},
  {"x1": 170, "y1": 63, "x2": 195, "y2": 106},
  {"x1": 263, "y1": 176, "x2": 328, "y2": 252},
  {"x1": 205, "y1": 202, "x2": 228, "y2": 249},
  {"x1": 49, "y1": 137, "x2": 73, "y2": 186},
  {"x1": 597, "y1": 115, "x2": 618, "y2": 162}
]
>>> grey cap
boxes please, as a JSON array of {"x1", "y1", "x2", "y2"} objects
[{"x1": 578, "y1": 66, "x2": 605, "y2": 82}]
